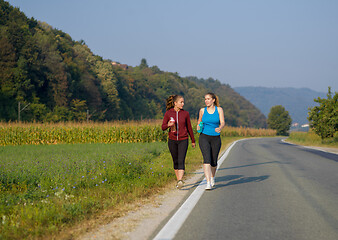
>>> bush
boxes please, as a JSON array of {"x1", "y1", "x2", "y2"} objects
[
  {"x1": 308, "y1": 87, "x2": 338, "y2": 139},
  {"x1": 267, "y1": 105, "x2": 292, "y2": 136}
]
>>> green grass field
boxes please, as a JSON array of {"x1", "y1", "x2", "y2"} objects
[
  {"x1": 0, "y1": 136, "x2": 245, "y2": 240},
  {"x1": 0, "y1": 142, "x2": 174, "y2": 239}
]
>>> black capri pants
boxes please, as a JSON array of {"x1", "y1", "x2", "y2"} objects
[
  {"x1": 199, "y1": 133, "x2": 221, "y2": 167},
  {"x1": 168, "y1": 139, "x2": 188, "y2": 170}
]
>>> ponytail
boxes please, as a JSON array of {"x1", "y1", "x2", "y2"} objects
[
  {"x1": 215, "y1": 95, "x2": 220, "y2": 107},
  {"x1": 166, "y1": 95, "x2": 183, "y2": 110},
  {"x1": 206, "y1": 92, "x2": 219, "y2": 107}
]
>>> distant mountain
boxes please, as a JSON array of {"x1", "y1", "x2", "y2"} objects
[{"x1": 234, "y1": 87, "x2": 327, "y2": 125}]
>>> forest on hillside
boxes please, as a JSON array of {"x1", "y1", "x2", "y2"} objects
[{"x1": 0, "y1": 0, "x2": 266, "y2": 128}]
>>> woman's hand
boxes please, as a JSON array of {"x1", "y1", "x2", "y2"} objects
[
  {"x1": 215, "y1": 127, "x2": 221, "y2": 133},
  {"x1": 168, "y1": 121, "x2": 174, "y2": 127},
  {"x1": 192, "y1": 143, "x2": 196, "y2": 148}
]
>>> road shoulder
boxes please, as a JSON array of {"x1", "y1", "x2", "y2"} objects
[
  {"x1": 282, "y1": 139, "x2": 338, "y2": 154},
  {"x1": 78, "y1": 139, "x2": 240, "y2": 240},
  {"x1": 78, "y1": 168, "x2": 205, "y2": 240}
]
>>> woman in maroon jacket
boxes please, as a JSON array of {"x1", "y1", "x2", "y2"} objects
[{"x1": 162, "y1": 95, "x2": 196, "y2": 189}]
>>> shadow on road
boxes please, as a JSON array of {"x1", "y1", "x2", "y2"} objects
[
  {"x1": 179, "y1": 174, "x2": 270, "y2": 191},
  {"x1": 214, "y1": 175, "x2": 270, "y2": 189},
  {"x1": 217, "y1": 161, "x2": 283, "y2": 170},
  {"x1": 180, "y1": 182, "x2": 202, "y2": 191},
  {"x1": 302, "y1": 148, "x2": 338, "y2": 162},
  {"x1": 181, "y1": 162, "x2": 275, "y2": 191}
]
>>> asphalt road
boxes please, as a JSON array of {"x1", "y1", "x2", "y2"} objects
[{"x1": 174, "y1": 137, "x2": 338, "y2": 240}]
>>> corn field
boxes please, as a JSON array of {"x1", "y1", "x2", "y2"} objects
[
  {"x1": 0, "y1": 121, "x2": 276, "y2": 146},
  {"x1": 221, "y1": 126, "x2": 276, "y2": 137},
  {"x1": 0, "y1": 121, "x2": 167, "y2": 146}
]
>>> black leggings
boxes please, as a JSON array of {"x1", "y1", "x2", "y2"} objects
[
  {"x1": 199, "y1": 133, "x2": 221, "y2": 167},
  {"x1": 168, "y1": 139, "x2": 188, "y2": 170}
]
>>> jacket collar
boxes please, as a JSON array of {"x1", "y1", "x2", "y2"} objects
[{"x1": 169, "y1": 108, "x2": 184, "y2": 113}]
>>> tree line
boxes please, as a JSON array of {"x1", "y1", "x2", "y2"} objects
[{"x1": 0, "y1": 0, "x2": 267, "y2": 128}]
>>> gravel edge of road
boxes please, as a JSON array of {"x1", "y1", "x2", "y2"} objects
[{"x1": 78, "y1": 166, "x2": 205, "y2": 240}]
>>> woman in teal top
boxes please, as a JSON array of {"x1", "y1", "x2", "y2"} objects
[
  {"x1": 197, "y1": 93, "x2": 225, "y2": 190},
  {"x1": 201, "y1": 105, "x2": 221, "y2": 136}
]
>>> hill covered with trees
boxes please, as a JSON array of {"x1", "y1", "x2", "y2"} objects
[{"x1": 0, "y1": 0, "x2": 266, "y2": 128}]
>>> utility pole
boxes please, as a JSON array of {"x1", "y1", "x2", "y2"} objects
[
  {"x1": 86, "y1": 110, "x2": 96, "y2": 123},
  {"x1": 18, "y1": 102, "x2": 30, "y2": 122}
]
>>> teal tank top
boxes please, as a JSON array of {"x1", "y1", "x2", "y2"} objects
[{"x1": 201, "y1": 106, "x2": 220, "y2": 136}]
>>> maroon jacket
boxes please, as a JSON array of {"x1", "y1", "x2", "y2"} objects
[{"x1": 162, "y1": 108, "x2": 195, "y2": 143}]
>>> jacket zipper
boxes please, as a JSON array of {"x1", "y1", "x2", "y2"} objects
[{"x1": 176, "y1": 111, "x2": 179, "y2": 141}]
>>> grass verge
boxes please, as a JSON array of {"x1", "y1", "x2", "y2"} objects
[{"x1": 287, "y1": 131, "x2": 338, "y2": 148}]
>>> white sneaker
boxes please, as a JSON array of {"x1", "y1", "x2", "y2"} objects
[
  {"x1": 211, "y1": 177, "x2": 215, "y2": 187},
  {"x1": 176, "y1": 180, "x2": 184, "y2": 189},
  {"x1": 205, "y1": 182, "x2": 212, "y2": 190}
]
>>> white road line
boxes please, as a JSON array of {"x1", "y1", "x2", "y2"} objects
[{"x1": 153, "y1": 139, "x2": 245, "y2": 240}]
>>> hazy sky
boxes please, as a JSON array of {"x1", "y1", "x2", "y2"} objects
[{"x1": 7, "y1": 0, "x2": 338, "y2": 93}]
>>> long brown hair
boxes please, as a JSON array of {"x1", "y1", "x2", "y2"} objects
[
  {"x1": 206, "y1": 92, "x2": 219, "y2": 107},
  {"x1": 166, "y1": 95, "x2": 183, "y2": 110}
]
